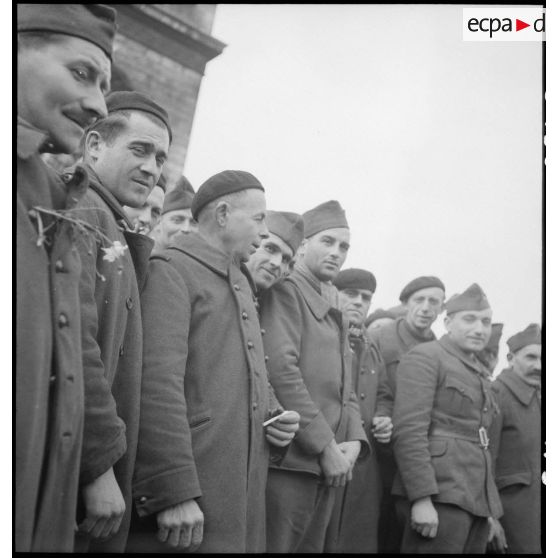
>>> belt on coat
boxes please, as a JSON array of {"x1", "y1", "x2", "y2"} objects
[{"x1": 429, "y1": 425, "x2": 490, "y2": 450}]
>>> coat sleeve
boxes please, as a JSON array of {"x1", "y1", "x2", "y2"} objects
[
  {"x1": 392, "y1": 346, "x2": 440, "y2": 502},
  {"x1": 260, "y1": 282, "x2": 335, "y2": 456},
  {"x1": 132, "y1": 258, "x2": 202, "y2": 517}
]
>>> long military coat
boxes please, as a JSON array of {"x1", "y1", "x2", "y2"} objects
[
  {"x1": 489, "y1": 368, "x2": 541, "y2": 553},
  {"x1": 259, "y1": 267, "x2": 368, "y2": 476},
  {"x1": 392, "y1": 335, "x2": 502, "y2": 518},
  {"x1": 75, "y1": 168, "x2": 152, "y2": 552},
  {"x1": 16, "y1": 119, "x2": 87, "y2": 552},
  {"x1": 132, "y1": 233, "x2": 270, "y2": 553}
]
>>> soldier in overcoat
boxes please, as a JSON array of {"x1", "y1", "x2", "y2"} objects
[
  {"x1": 16, "y1": 4, "x2": 115, "y2": 551},
  {"x1": 392, "y1": 283, "x2": 503, "y2": 553}
]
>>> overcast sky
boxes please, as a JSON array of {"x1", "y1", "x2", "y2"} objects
[{"x1": 184, "y1": 4, "x2": 542, "y2": 374}]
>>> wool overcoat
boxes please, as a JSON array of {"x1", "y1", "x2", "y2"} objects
[
  {"x1": 392, "y1": 335, "x2": 502, "y2": 518},
  {"x1": 74, "y1": 168, "x2": 152, "y2": 552},
  {"x1": 489, "y1": 368, "x2": 542, "y2": 553},
  {"x1": 16, "y1": 119, "x2": 87, "y2": 552},
  {"x1": 132, "y1": 232, "x2": 270, "y2": 553}
]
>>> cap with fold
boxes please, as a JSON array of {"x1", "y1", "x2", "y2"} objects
[
  {"x1": 191, "y1": 170, "x2": 264, "y2": 220},
  {"x1": 266, "y1": 210, "x2": 304, "y2": 254},
  {"x1": 484, "y1": 323, "x2": 504, "y2": 352},
  {"x1": 445, "y1": 283, "x2": 490, "y2": 314},
  {"x1": 106, "y1": 91, "x2": 172, "y2": 141},
  {"x1": 399, "y1": 276, "x2": 445, "y2": 302},
  {"x1": 334, "y1": 268, "x2": 377, "y2": 293},
  {"x1": 163, "y1": 176, "x2": 195, "y2": 215},
  {"x1": 303, "y1": 200, "x2": 348, "y2": 238},
  {"x1": 18, "y1": 4, "x2": 117, "y2": 60},
  {"x1": 507, "y1": 323, "x2": 541, "y2": 353}
]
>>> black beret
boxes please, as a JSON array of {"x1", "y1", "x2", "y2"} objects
[
  {"x1": 445, "y1": 283, "x2": 490, "y2": 314},
  {"x1": 507, "y1": 323, "x2": 541, "y2": 353},
  {"x1": 303, "y1": 200, "x2": 348, "y2": 238},
  {"x1": 485, "y1": 323, "x2": 504, "y2": 352},
  {"x1": 399, "y1": 276, "x2": 445, "y2": 302},
  {"x1": 334, "y1": 268, "x2": 377, "y2": 293},
  {"x1": 18, "y1": 4, "x2": 117, "y2": 60},
  {"x1": 162, "y1": 176, "x2": 195, "y2": 215},
  {"x1": 106, "y1": 91, "x2": 172, "y2": 141},
  {"x1": 266, "y1": 210, "x2": 304, "y2": 254},
  {"x1": 191, "y1": 170, "x2": 264, "y2": 221}
]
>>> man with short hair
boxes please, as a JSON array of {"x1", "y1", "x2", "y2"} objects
[
  {"x1": 131, "y1": 170, "x2": 299, "y2": 553},
  {"x1": 75, "y1": 90, "x2": 171, "y2": 552},
  {"x1": 488, "y1": 324, "x2": 542, "y2": 554},
  {"x1": 123, "y1": 172, "x2": 167, "y2": 236},
  {"x1": 16, "y1": 4, "x2": 116, "y2": 551},
  {"x1": 478, "y1": 322, "x2": 504, "y2": 375},
  {"x1": 392, "y1": 283, "x2": 502, "y2": 553},
  {"x1": 260, "y1": 200, "x2": 369, "y2": 553}
]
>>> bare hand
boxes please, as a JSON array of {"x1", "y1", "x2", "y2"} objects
[
  {"x1": 265, "y1": 410, "x2": 300, "y2": 447},
  {"x1": 157, "y1": 499, "x2": 204, "y2": 550},
  {"x1": 319, "y1": 440, "x2": 352, "y2": 487},
  {"x1": 337, "y1": 440, "x2": 361, "y2": 470},
  {"x1": 487, "y1": 517, "x2": 507, "y2": 553},
  {"x1": 411, "y1": 497, "x2": 438, "y2": 538},
  {"x1": 78, "y1": 467, "x2": 125, "y2": 539},
  {"x1": 372, "y1": 416, "x2": 393, "y2": 444}
]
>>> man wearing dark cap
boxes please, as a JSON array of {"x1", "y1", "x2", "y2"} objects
[
  {"x1": 478, "y1": 322, "x2": 504, "y2": 375},
  {"x1": 132, "y1": 170, "x2": 299, "y2": 552},
  {"x1": 370, "y1": 275, "x2": 445, "y2": 552},
  {"x1": 123, "y1": 172, "x2": 167, "y2": 236},
  {"x1": 16, "y1": 4, "x2": 116, "y2": 552},
  {"x1": 392, "y1": 283, "x2": 503, "y2": 553},
  {"x1": 73, "y1": 90, "x2": 171, "y2": 552},
  {"x1": 488, "y1": 324, "x2": 542, "y2": 554},
  {"x1": 324, "y1": 268, "x2": 391, "y2": 553},
  {"x1": 260, "y1": 200, "x2": 369, "y2": 553},
  {"x1": 246, "y1": 210, "x2": 304, "y2": 292}
]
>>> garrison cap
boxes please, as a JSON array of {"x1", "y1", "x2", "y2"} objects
[
  {"x1": 266, "y1": 210, "x2": 304, "y2": 254},
  {"x1": 17, "y1": 4, "x2": 117, "y2": 60},
  {"x1": 445, "y1": 283, "x2": 490, "y2": 314},
  {"x1": 334, "y1": 268, "x2": 377, "y2": 293},
  {"x1": 303, "y1": 200, "x2": 348, "y2": 238},
  {"x1": 106, "y1": 91, "x2": 172, "y2": 141},
  {"x1": 191, "y1": 170, "x2": 265, "y2": 221},
  {"x1": 156, "y1": 172, "x2": 168, "y2": 193},
  {"x1": 399, "y1": 276, "x2": 445, "y2": 303},
  {"x1": 162, "y1": 176, "x2": 195, "y2": 215},
  {"x1": 485, "y1": 323, "x2": 504, "y2": 352},
  {"x1": 507, "y1": 323, "x2": 541, "y2": 353}
]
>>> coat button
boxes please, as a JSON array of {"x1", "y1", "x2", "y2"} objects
[
  {"x1": 62, "y1": 431, "x2": 72, "y2": 438},
  {"x1": 233, "y1": 284, "x2": 240, "y2": 291},
  {"x1": 58, "y1": 313, "x2": 69, "y2": 328},
  {"x1": 252, "y1": 403, "x2": 258, "y2": 410},
  {"x1": 360, "y1": 367, "x2": 366, "y2": 375},
  {"x1": 260, "y1": 328, "x2": 266, "y2": 335},
  {"x1": 371, "y1": 369, "x2": 376, "y2": 375},
  {"x1": 126, "y1": 297, "x2": 133, "y2": 310},
  {"x1": 247, "y1": 341, "x2": 254, "y2": 349},
  {"x1": 242, "y1": 311, "x2": 248, "y2": 320},
  {"x1": 483, "y1": 407, "x2": 488, "y2": 412},
  {"x1": 49, "y1": 375, "x2": 56, "y2": 383},
  {"x1": 139, "y1": 496, "x2": 147, "y2": 504},
  {"x1": 54, "y1": 260, "x2": 65, "y2": 272},
  {"x1": 264, "y1": 355, "x2": 269, "y2": 362},
  {"x1": 119, "y1": 345, "x2": 124, "y2": 356},
  {"x1": 360, "y1": 393, "x2": 366, "y2": 399},
  {"x1": 67, "y1": 374, "x2": 75, "y2": 382}
]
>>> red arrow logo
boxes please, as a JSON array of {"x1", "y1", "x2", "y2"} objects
[{"x1": 516, "y1": 19, "x2": 530, "y2": 31}]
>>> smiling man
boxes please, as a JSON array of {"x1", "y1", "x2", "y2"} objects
[
  {"x1": 74, "y1": 91, "x2": 171, "y2": 552},
  {"x1": 16, "y1": 4, "x2": 116, "y2": 552}
]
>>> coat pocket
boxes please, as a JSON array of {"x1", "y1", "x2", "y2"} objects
[
  {"x1": 445, "y1": 377, "x2": 475, "y2": 402},
  {"x1": 189, "y1": 412, "x2": 212, "y2": 430},
  {"x1": 429, "y1": 439, "x2": 448, "y2": 458}
]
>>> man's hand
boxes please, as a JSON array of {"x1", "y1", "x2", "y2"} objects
[
  {"x1": 337, "y1": 440, "x2": 361, "y2": 470},
  {"x1": 78, "y1": 466, "x2": 125, "y2": 539},
  {"x1": 410, "y1": 496, "x2": 438, "y2": 538},
  {"x1": 372, "y1": 416, "x2": 393, "y2": 444},
  {"x1": 156, "y1": 499, "x2": 204, "y2": 550},
  {"x1": 487, "y1": 517, "x2": 507, "y2": 553},
  {"x1": 319, "y1": 439, "x2": 352, "y2": 487},
  {"x1": 265, "y1": 410, "x2": 300, "y2": 447}
]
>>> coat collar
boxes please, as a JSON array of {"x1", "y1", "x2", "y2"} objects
[
  {"x1": 17, "y1": 118, "x2": 49, "y2": 160},
  {"x1": 497, "y1": 368, "x2": 538, "y2": 406},
  {"x1": 439, "y1": 334, "x2": 489, "y2": 377},
  {"x1": 287, "y1": 267, "x2": 331, "y2": 320}
]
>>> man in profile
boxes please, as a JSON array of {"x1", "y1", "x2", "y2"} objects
[{"x1": 124, "y1": 172, "x2": 167, "y2": 236}]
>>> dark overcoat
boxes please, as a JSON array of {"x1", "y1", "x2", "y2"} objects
[
  {"x1": 392, "y1": 335, "x2": 502, "y2": 518},
  {"x1": 132, "y1": 233, "x2": 270, "y2": 553},
  {"x1": 74, "y1": 168, "x2": 152, "y2": 552},
  {"x1": 489, "y1": 368, "x2": 542, "y2": 553},
  {"x1": 16, "y1": 119, "x2": 87, "y2": 552}
]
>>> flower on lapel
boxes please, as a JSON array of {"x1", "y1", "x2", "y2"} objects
[{"x1": 102, "y1": 240, "x2": 128, "y2": 262}]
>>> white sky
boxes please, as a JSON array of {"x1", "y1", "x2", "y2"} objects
[{"x1": 185, "y1": 4, "x2": 543, "y2": 375}]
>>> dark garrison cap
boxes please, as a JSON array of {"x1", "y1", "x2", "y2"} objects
[
  {"x1": 266, "y1": 210, "x2": 304, "y2": 254},
  {"x1": 399, "y1": 276, "x2": 445, "y2": 303},
  {"x1": 106, "y1": 91, "x2": 172, "y2": 141},
  {"x1": 18, "y1": 4, "x2": 117, "y2": 60},
  {"x1": 163, "y1": 176, "x2": 195, "y2": 215},
  {"x1": 445, "y1": 283, "x2": 490, "y2": 314},
  {"x1": 507, "y1": 323, "x2": 541, "y2": 353},
  {"x1": 334, "y1": 268, "x2": 377, "y2": 293},
  {"x1": 485, "y1": 323, "x2": 504, "y2": 352},
  {"x1": 191, "y1": 170, "x2": 265, "y2": 221},
  {"x1": 303, "y1": 200, "x2": 348, "y2": 238}
]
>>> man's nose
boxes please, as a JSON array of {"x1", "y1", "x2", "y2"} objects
[{"x1": 81, "y1": 85, "x2": 108, "y2": 121}]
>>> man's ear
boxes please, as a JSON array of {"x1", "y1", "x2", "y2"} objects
[
  {"x1": 506, "y1": 352, "x2": 514, "y2": 364},
  {"x1": 85, "y1": 131, "x2": 103, "y2": 162},
  {"x1": 443, "y1": 314, "x2": 452, "y2": 331},
  {"x1": 297, "y1": 238, "x2": 308, "y2": 259},
  {"x1": 215, "y1": 201, "x2": 229, "y2": 227}
]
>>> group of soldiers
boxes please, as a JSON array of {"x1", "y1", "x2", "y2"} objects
[{"x1": 16, "y1": 3, "x2": 542, "y2": 554}]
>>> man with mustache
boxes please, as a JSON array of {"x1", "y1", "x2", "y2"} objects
[
  {"x1": 74, "y1": 91, "x2": 171, "y2": 552},
  {"x1": 488, "y1": 323, "x2": 542, "y2": 554},
  {"x1": 123, "y1": 172, "x2": 167, "y2": 237},
  {"x1": 260, "y1": 200, "x2": 369, "y2": 553},
  {"x1": 392, "y1": 283, "x2": 503, "y2": 553},
  {"x1": 16, "y1": 4, "x2": 116, "y2": 551}
]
